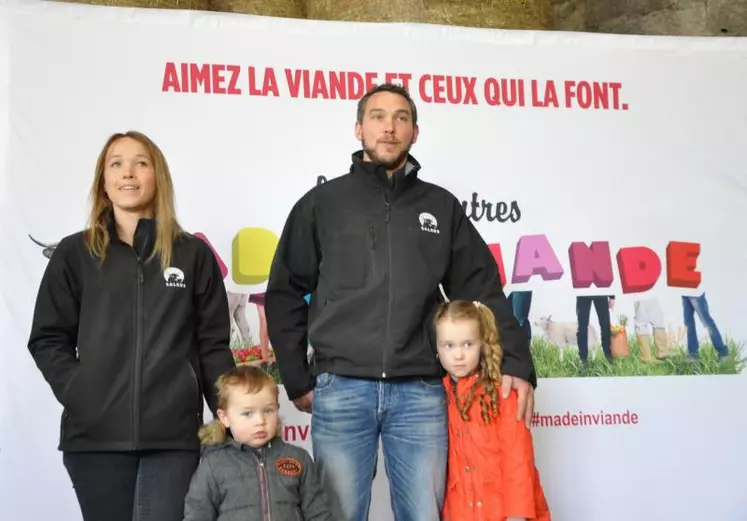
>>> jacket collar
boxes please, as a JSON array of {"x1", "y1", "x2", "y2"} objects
[
  {"x1": 443, "y1": 372, "x2": 480, "y2": 398},
  {"x1": 105, "y1": 208, "x2": 156, "y2": 260},
  {"x1": 349, "y1": 150, "x2": 421, "y2": 200},
  {"x1": 225, "y1": 436, "x2": 283, "y2": 454}
]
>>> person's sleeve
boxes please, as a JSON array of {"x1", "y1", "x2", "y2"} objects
[
  {"x1": 27, "y1": 238, "x2": 81, "y2": 406},
  {"x1": 183, "y1": 457, "x2": 220, "y2": 521},
  {"x1": 265, "y1": 192, "x2": 320, "y2": 401},
  {"x1": 441, "y1": 197, "x2": 536, "y2": 386},
  {"x1": 499, "y1": 390, "x2": 538, "y2": 519},
  {"x1": 299, "y1": 451, "x2": 334, "y2": 521},
  {"x1": 194, "y1": 241, "x2": 236, "y2": 415}
]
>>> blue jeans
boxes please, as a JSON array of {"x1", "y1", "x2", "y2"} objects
[
  {"x1": 311, "y1": 373, "x2": 447, "y2": 521},
  {"x1": 62, "y1": 450, "x2": 199, "y2": 521},
  {"x1": 508, "y1": 290, "x2": 533, "y2": 342},
  {"x1": 682, "y1": 294, "x2": 728, "y2": 357}
]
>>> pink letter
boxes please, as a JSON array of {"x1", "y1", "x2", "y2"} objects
[
  {"x1": 194, "y1": 232, "x2": 228, "y2": 279},
  {"x1": 511, "y1": 234, "x2": 564, "y2": 284},
  {"x1": 568, "y1": 241, "x2": 614, "y2": 289}
]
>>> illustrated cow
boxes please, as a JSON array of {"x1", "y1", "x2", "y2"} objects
[{"x1": 29, "y1": 235, "x2": 58, "y2": 259}]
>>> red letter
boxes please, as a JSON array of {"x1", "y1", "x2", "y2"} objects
[
  {"x1": 666, "y1": 241, "x2": 701, "y2": 288},
  {"x1": 162, "y1": 62, "x2": 181, "y2": 92},
  {"x1": 384, "y1": 72, "x2": 399, "y2": 84},
  {"x1": 365, "y1": 72, "x2": 378, "y2": 93},
  {"x1": 432, "y1": 75, "x2": 446, "y2": 103},
  {"x1": 211, "y1": 64, "x2": 226, "y2": 95},
  {"x1": 399, "y1": 73, "x2": 412, "y2": 91},
  {"x1": 616, "y1": 247, "x2": 661, "y2": 294},
  {"x1": 487, "y1": 243, "x2": 507, "y2": 287}
]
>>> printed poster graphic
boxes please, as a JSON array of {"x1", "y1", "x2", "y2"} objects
[{"x1": 29, "y1": 220, "x2": 744, "y2": 382}]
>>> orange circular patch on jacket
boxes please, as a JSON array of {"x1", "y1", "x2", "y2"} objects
[{"x1": 276, "y1": 457, "x2": 302, "y2": 476}]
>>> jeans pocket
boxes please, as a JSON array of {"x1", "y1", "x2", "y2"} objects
[
  {"x1": 315, "y1": 372, "x2": 335, "y2": 392},
  {"x1": 417, "y1": 376, "x2": 444, "y2": 390}
]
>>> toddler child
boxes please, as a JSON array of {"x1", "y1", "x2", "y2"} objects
[
  {"x1": 435, "y1": 300, "x2": 551, "y2": 521},
  {"x1": 183, "y1": 365, "x2": 333, "y2": 521}
]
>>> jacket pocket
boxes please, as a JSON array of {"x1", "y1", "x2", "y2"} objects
[
  {"x1": 187, "y1": 361, "x2": 201, "y2": 412},
  {"x1": 61, "y1": 365, "x2": 93, "y2": 422},
  {"x1": 59, "y1": 364, "x2": 108, "y2": 440},
  {"x1": 60, "y1": 364, "x2": 82, "y2": 407},
  {"x1": 185, "y1": 361, "x2": 204, "y2": 430}
]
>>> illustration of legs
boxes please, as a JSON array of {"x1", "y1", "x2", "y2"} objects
[
  {"x1": 688, "y1": 294, "x2": 729, "y2": 359},
  {"x1": 592, "y1": 296, "x2": 613, "y2": 362},
  {"x1": 508, "y1": 290, "x2": 533, "y2": 342},
  {"x1": 633, "y1": 299, "x2": 665, "y2": 362},
  {"x1": 647, "y1": 298, "x2": 672, "y2": 358},
  {"x1": 576, "y1": 297, "x2": 592, "y2": 362},
  {"x1": 682, "y1": 296, "x2": 700, "y2": 357},
  {"x1": 227, "y1": 291, "x2": 252, "y2": 345},
  {"x1": 249, "y1": 293, "x2": 274, "y2": 363}
]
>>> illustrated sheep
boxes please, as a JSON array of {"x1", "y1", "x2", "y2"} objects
[{"x1": 534, "y1": 315, "x2": 599, "y2": 361}]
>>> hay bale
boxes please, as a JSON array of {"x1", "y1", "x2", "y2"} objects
[
  {"x1": 304, "y1": 0, "x2": 425, "y2": 23},
  {"x1": 305, "y1": 0, "x2": 551, "y2": 29},
  {"x1": 53, "y1": 0, "x2": 211, "y2": 10},
  {"x1": 424, "y1": 0, "x2": 553, "y2": 30},
  {"x1": 210, "y1": 0, "x2": 305, "y2": 18}
]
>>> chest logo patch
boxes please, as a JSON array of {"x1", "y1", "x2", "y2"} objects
[
  {"x1": 164, "y1": 267, "x2": 186, "y2": 288},
  {"x1": 276, "y1": 457, "x2": 302, "y2": 476},
  {"x1": 418, "y1": 212, "x2": 440, "y2": 234}
]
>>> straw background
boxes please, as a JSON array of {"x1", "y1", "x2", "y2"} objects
[{"x1": 53, "y1": 0, "x2": 553, "y2": 29}]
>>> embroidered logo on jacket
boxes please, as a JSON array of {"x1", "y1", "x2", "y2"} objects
[
  {"x1": 419, "y1": 212, "x2": 440, "y2": 234},
  {"x1": 276, "y1": 457, "x2": 302, "y2": 476},
  {"x1": 164, "y1": 267, "x2": 186, "y2": 288}
]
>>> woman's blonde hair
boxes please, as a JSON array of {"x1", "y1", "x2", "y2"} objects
[
  {"x1": 84, "y1": 130, "x2": 183, "y2": 270},
  {"x1": 198, "y1": 365, "x2": 280, "y2": 446},
  {"x1": 435, "y1": 299, "x2": 503, "y2": 424}
]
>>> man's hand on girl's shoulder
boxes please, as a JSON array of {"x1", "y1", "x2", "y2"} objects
[{"x1": 501, "y1": 375, "x2": 535, "y2": 429}]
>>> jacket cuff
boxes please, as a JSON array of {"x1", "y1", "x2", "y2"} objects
[
  {"x1": 284, "y1": 373, "x2": 316, "y2": 402},
  {"x1": 501, "y1": 357, "x2": 537, "y2": 388}
]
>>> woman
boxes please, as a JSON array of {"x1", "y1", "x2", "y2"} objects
[{"x1": 27, "y1": 131, "x2": 236, "y2": 521}]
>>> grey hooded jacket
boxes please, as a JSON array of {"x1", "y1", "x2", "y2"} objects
[{"x1": 183, "y1": 436, "x2": 334, "y2": 521}]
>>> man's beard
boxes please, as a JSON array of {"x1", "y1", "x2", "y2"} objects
[{"x1": 362, "y1": 139, "x2": 412, "y2": 171}]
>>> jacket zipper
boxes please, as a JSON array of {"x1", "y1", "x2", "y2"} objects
[
  {"x1": 254, "y1": 451, "x2": 273, "y2": 521},
  {"x1": 382, "y1": 198, "x2": 393, "y2": 378},
  {"x1": 131, "y1": 251, "x2": 145, "y2": 450}
]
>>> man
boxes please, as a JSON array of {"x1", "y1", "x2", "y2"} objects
[{"x1": 265, "y1": 83, "x2": 536, "y2": 521}]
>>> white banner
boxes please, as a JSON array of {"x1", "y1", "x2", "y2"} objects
[{"x1": 1, "y1": 1, "x2": 746, "y2": 519}]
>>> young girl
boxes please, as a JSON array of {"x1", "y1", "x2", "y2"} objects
[
  {"x1": 183, "y1": 365, "x2": 333, "y2": 521},
  {"x1": 435, "y1": 300, "x2": 551, "y2": 521}
]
